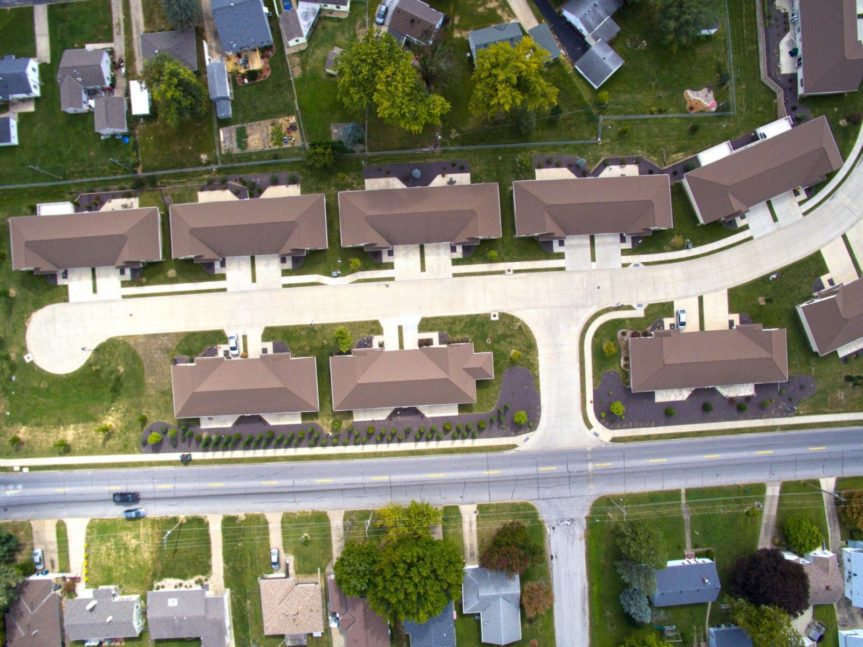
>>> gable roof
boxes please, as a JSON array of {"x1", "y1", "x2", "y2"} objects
[
  {"x1": 561, "y1": 0, "x2": 622, "y2": 41},
  {"x1": 56, "y1": 48, "x2": 108, "y2": 88},
  {"x1": 708, "y1": 626, "x2": 753, "y2": 647},
  {"x1": 652, "y1": 559, "x2": 721, "y2": 607},
  {"x1": 8, "y1": 208, "x2": 162, "y2": 273},
  {"x1": 575, "y1": 40, "x2": 624, "y2": 89},
  {"x1": 403, "y1": 602, "x2": 455, "y2": 647},
  {"x1": 461, "y1": 568, "x2": 521, "y2": 646},
  {"x1": 843, "y1": 547, "x2": 863, "y2": 607},
  {"x1": 629, "y1": 325, "x2": 789, "y2": 393},
  {"x1": 0, "y1": 56, "x2": 36, "y2": 101},
  {"x1": 5, "y1": 579, "x2": 63, "y2": 647},
  {"x1": 389, "y1": 0, "x2": 444, "y2": 45},
  {"x1": 64, "y1": 588, "x2": 141, "y2": 642},
  {"x1": 338, "y1": 183, "x2": 501, "y2": 249},
  {"x1": 468, "y1": 23, "x2": 523, "y2": 58},
  {"x1": 683, "y1": 116, "x2": 843, "y2": 223},
  {"x1": 326, "y1": 575, "x2": 390, "y2": 647},
  {"x1": 330, "y1": 345, "x2": 494, "y2": 412},
  {"x1": 59, "y1": 75, "x2": 86, "y2": 111},
  {"x1": 513, "y1": 175, "x2": 672, "y2": 238},
  {"x1": 211, "y1": 0, "x2": 273, "y2": 53},
  {"x1": 527, "y1": 24, "x2": 561, "y2": 60},
  {"x1": 93, "y1": 95, "x2": 127, "y2": 134},
  {"x1": 802, "y1": 549, "x2": 843, "y2": 605},
  {"x1": 259, "y1": 578, "x2": 324, "y2": 637},
  {"x1": 798, "y1": 277, "x2": 863, "y2": 356},
  {"x1": 799, "y1": 0, "x2": 863, "y2": 95},
  {"x1": 140, "y1": 30, "x2": 199, "y2": 71},
  {"x1": 169, "y1": 194, "x2": 327, "y2": 261},
  {"x1": 146, "y1": 589, "x2": 229, "y2": 647},
  {"x1": 206, "y1": 60, "x2": 232, "y2": 119},
  {"x1": 172, "y1": 353, "x2": 319, "y2": 419}
]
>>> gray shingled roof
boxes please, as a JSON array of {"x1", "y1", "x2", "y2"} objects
[
  {"x1": 57, "y1": 48, "x2": 109, "y2": 88},
  {"x1": 575, "y1": 41, "x2": 624, "y2": 89},
  {"x1": 64, "y1": 588, "x2": 142, "y2": 642},
  {"x1": 211, "y1": 0, "x2": 273, "y2": 53},
  {"x1": 708, "y1": 626, "x2": 753, "y2": 647},
  {"x1": 93, "y1": 95, "x2": 127, "y2": 134},
  {"x1": 561, "y1": 0, "x2": 622, "y2": 39},
  {"x1": 527, "y1": 24, "x2": 560, "y2": 60},
  {"x1": 403, "y1": 602, "x2": 455, "y2": 647},
  {"x1": 146, "y1": 589, "x2": 230, "y2": 647},
  {"x1": 140, "y1": 30, "x2": 199, "y2": 71},
  {"x1": 207, "y1": 60, "x2": 232, "y2": 119},
  {"x1": 0, "y1": 116, "x2": 14, "y2": 146},
  {"x1": 0, "y1": 56, "x2": 36, "y2": 101},
  {"x1": 461, "y1": 568, "x2": 521, "y2": 646},
  {"x1": 468, "y1": 22, "x2": 523, "y2": 59},
  {"x1": 652, "y1": 560, "x2": 721, "y2": 607},
  {"x1": 59, "y1": 75, "x2": 86, "y2": 112}
]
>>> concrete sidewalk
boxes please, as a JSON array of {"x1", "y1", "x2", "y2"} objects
[{"x1": 33, "y1": 4, "x2": 50, "y2": 63}]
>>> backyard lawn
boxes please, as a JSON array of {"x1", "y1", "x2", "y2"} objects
[
  {"x1": 281, "y1": 511, "x2": 333, "y2": 575},
  {"x1": 0, "y1": 6, "x2": 35, "y2": 56},
  {"x1": 141, "y1": 0, "x2": 171, "y2": 31}
]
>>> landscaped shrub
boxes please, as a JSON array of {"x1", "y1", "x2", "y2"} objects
[
  {"x1": 195, "y1": 433, "x2": 203, "y2": 443},
  {"x1": 737, "y1": 402, "x2": 748, "y2": 412},
  {"x1": 782, "y1": 516, "x2": 824, "y2": 555},
  {"x1": 298, "y1": 430, "x2": 306, "y2": 440},
  {"x1": 201, "y1": 435, "x2": 211, "y2": 448},
  {"x1": 609, "y1": 401, "x2": 625, "y2": 418},
  {"x1": 513, "y1": 410, "x2": 528, "y2": 426},
  {"x1": 602, "y1": 340, "x2": 617, "y2": 357},
  {"x1": 234, "y1": 432, "x2": 243, "y2": 442},
  {"x1": 367, "y1": 426, "x2": 375, "y2": 435},
  {"x1": 416, "y1": 429, "x2": 425, "y2": 439},
  {"x1": 443, "y1": 422, "x2": 452, "y2": 432},
  {"x1": 8, "y1": 435, "x2": 21, "y2": 449},
  {"x1": 244, "y1": 436, "x2": 254, "y2": 447},
  {"x1": 664, "y1": 407, "x2": 676, "y2": 417},
  {"x1": 702, "y1": 401, "x2": 713, "y2": 413},
  {"x1": 509, "y1": 349, "x2": 522, "y2": 362},
  {"x1": 265, "y1": 430, "x2": 275, "y2": 441},
  {"x1": 478, "y1": 420, "x2": 487, "y2": 430},
  {"x1": 147, "y1": 431, "x2": 163, "y2": 445},
  {"x1": 138, "y1": 413, "x2": 149, "y2": 428},
  {"x1": 53, "y1": 439, "x2": 71, "y2": 455},
  {"x1": 167, "y1": 427, "x2": 178, "y2": 439}
]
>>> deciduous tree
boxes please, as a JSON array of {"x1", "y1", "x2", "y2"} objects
[
  {"x1": 0, "y1": 563, "x2": 21, "y2": 614},
  {"x1": 375, "y1": 502, "x2": 441, "y2": 542},
  {"x1": 620, "y1": 630, "x2": 671, "y2": 647},
  {"x1": 160, "y1": 0, "x2": 202, "y2": 29},
  {"x1": 521, "y1": 581, "x2": 553, "y2": 619},
  {"x1": 728, "y1": 549, "x2": 809, "y2": 617},
  {"x1": 480, "y1": 521, "x2": 542, "y2": 575},
  {"x1": 782, "y1": 516, "x2": 824, "y2": 555},
  {"x1": 840, "y1": 490, "x2": 863, "y2": 531},
  {"x1": 373, "y1": 57, "x2": 450, "y2": 133},
  {"x1": 616, "y1": 522, "x2": 666, "y2": 569},
  {"x1": 0, "y1": 530, "x2": 19, "y2": 564},
  {"x1": 334, "y1": 541, "x2": 379, "y2": 598},
  {"x1": 654, "y1": 0, "x2": 714, "y2": 51},
  {"x1": 334, "y1": 326, "x2": 353, "y2": 354},
  {"x1": 144, "y1": 53, "x2": 206, "y2": 127},
  {"x1": 730, "y1": 598, "x2": 804, "y2": 647},
  {"x1": 610, "y1": 401, "x2": 626, "y2": 418}
]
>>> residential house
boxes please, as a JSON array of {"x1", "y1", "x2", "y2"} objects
[
  {"x1": 461, "y1": 568, "x2": 522, "y2": 646},
  {"x1": 326, "y1": 574, "x2": 389, "y2": 647},
  {"x1": 0, "y1": 115, "x2": 18, "y2": 147},
  {"x1": 4, "y1": 579, "x2": 63, "y2": 647},
  {"x1": 170, "y1": 194, "x2": 328, "y2": 266},
  {"x1": 211, "y1": 0, "x2": 273, "y2": 54},
  {"x1": 783, "y1": 549, "x2": 843, "y2": 605},
  {"x1": 56, "y1": 49, "x2": 111, "y2": 113},
  {"x1": 682, "y1": 116, "x2": 843, "y2": 224},
  {"x1": 513, "y1": 174, "x2": 673, "y2": 241},
  {"x1": 140, "y1": 30, "x2": 199, "y2": 71},
  {"x1": 388, "y1": 0, "x2": 445, "y2": 47},
  {"x1": 279, "y1": 3, "x2": 321, "y2": 52},
  {"x1": 575, "y1": 40, "x2": 624, "y2": 89},
  {"x1": 93, "y1": 95, "x2": 127, "y2": 136},
  {"x1": 0, "y1": 55, "x2": 41, "y2": 102},
  {"x1": 797, "y1": 277, "x2": 863, "y2": 358},
  {"x1": 330, "y1": 344, "x2": 494, "y2": 420},
  {"x1": 628, "y1": 325, "x2": 789, "y2": 402},
  {"x1": 843, "y1": 545, "x2": 863, "y2": 607},
  {"x1": 793, "y1": 0, "x2": 863, "y2": 96},
  {"x1": 207, "y1": 59, "x2": 233, "y2": 120},
  {"x1": 708, "y1": 626, "x2": 753, "y2": 647},
  {"x1": 338, "y1": 183, "x2": 501, "y2": 252},
  {"x1": 64, "y1": 587, "x2": 144, "y2": 644},
  {"x1": 561, "y1": 0, "x2": 622, "y2": 45},
  {"x1": 403, "y1": 602, "x2": 455, "y2": 647},
  {"x1": 172, "y1": 352, "x2": 320, "y2": 428},
  {"x1": 259, "y1": 576, "x2": 324, "y2": 644},
  {"x1": 147, "y1": 588, "x2": 232, "y2": 646},
  {"x1": 840, "y1": 629, "x2": 863, "y2": 647},
  {"x1": 652, "y1": 558, "x2": 721, "y2": 607},
  {"x1": 527, "y1": 24, "x2": 561, "y2": 61},
  {"x1": 467, "y1": 23, "x2": 523, "y2": 60},
  {"x1": 8, "y1": 207, "x2": 162, "y2": 277}
]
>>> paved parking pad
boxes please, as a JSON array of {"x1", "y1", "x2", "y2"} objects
[
  {"x1": 672, "y1": 296, "x2": 701, "y2": 332},
  {"x1": 593, "y1": 234, "x2": 622, "y2": 269},
  {"x1": 701, "y1": 290, "x2": 731, "y2": 331},
  {"x1": 225, "y1": 256, "x2": 253, "y2": 291},
  {"x1": 564, "y1": 236, "x2": 591, "y2": 271},
  {"x1": 393, "y1": 245, "x2": 422, "y2": 280},
  {"x1": 423, "y1": 243, "x2": 453, "y2": 278},
  {"x1": 745, "y1": 202, "x2": 776, "y2": 238},
  {"x1": 254, "y1": 255, "x2": 282, "y2": 290},
  {"x1": 771, "y1": 192, "x2": 804, "y2": 227},
  {"x1": 821, "y1": 237, "x2": 859, "y2": 285}
]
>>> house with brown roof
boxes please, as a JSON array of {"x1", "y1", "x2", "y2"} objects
[
  {"x1": 797, "y1": 277, "x2": 863, "y2": 358},
  {"x1": 330, "y1": 344, "x2": 493, "y2": 420},
  {"x1": 783, "y1": 549, "x2": 843, "y2": 605},
  {"x1": 4, "y1": 579, "x2": 63, "y2": 647},
  {"x1": 794, "y1": 0, "x2": 863, "y2": 96},
  {"x1": 169, "y1": 194, "x2": 328, "y2": 268},
  {"x1": 259, "y1": 576, "x2": 324, "y2": 645},
  {"x1": 338, "y1": 183, "x2": 501, "y2": 252},
  {"x1": 387, "y1": 0, "x2": 445, "y2": 46},
  {"x1": 682, "y1": 116, "x2": 843, "y2": 224},
  {"x1": 628, "y1": 325, "x2": 789, "y2": 402},
  {"x1": 172, "y1": 352, "x2": 319, "y2": 428},
  {"x1": 8, "y1": 208, "x2": 162, "y2": 277},
  {"x1": 513, "y1": 175, "x2": 673, "y2": 241},
  {"x1": 327, "y1": 574, "x2": 389, "y2": 647}
]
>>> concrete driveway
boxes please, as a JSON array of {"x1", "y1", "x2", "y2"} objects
[
  {"x1": 672, "y1": 295, "x2": 701, "y2": 332},
  {"x1": 564, "y1": 235, "x2": 591, "y2": 270},
  {"x1": 701, "y1": 290, "x2": 730, "y2": 331},
  {"x1": 128, "y1": 0, "x2": 145, "y2": 74},
  {"x1": 30, "y1": 519, "x2": 58, "y2": 571},
  {"x1": 33, "y1": 5, "x2": 50, "y2": 63},
  {"x1": 821, "y1": 237, "x2": 859, "y2": 285}
]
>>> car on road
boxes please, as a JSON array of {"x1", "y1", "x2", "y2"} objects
[
  {"x1": 675, "y1": 309, "x2": 687, "y2": 330},
  {"x1": 227, "y1": 333, "x2": 240, "y2": 358},
  {"x1": 123, "y1": 508, "x2": 146, "y2": 520},
  {"x1": 32, "y1": 548, "x2": 44, "y2": 571},
  {"x1": 270, "y1": 548, "x2": 280, "y2": 570},
  {"x1": 112, "y1": 491, "x2": 140, "y2": 505},
  {"x1": 375, "y1": 4, "x2": 387, "y2": 25}
]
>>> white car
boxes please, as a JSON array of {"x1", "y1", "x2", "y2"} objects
[
  {"x1": 270, "y1": 548, "x2": 280, "y2": 570},
  {"x1": 32, "y1": 548, "x2": 44, "y2": 571},
  {"x1": 227, "y1": 334, "x2": 240, "y2": 358},
  {"x1": 675, "y1": 309, "x2": 687, "y2": 331}
]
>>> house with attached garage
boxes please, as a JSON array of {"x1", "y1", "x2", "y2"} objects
[
  {"x1": 652, "y1": 558, "x2": 721, "y2": 607},
  {"x1": 64, "y1": 587, "x2": 144, "y2": 644},
  {"x1": 843, "y1": 543, "x2": 863, "y2": 608},
  {"x1": 0, "y1": 115, "x2": 18, "y2": 147},
  {"x1": 797, "y1": 277, "x2": 863, "y2": 358},
  {"x1": 461, "y1": 568, "x2": 522, "y2": 646},
  {"x1": 147, "y1": 588, "x2": 233, "y2": 646},
  {"x1": 527, "y1": 24, "x2": 561, "y2": 61},
  {"x1": 792, "y1": 0, "x2": 863, "y2": 96},
  {"x1": 387, "y1": 0, "x2": 445, "y2": 47},
  {"x1": 259, "y1": 576, "x2": 324, "y2": 645},
  {"x1": 56, "y1": 48, "x2": 111, "y2": 113},
  {"x1": 0, "y1": 55, "x2": 41, "y2": 103},
  {"x1": 4, "y1": 579, "x2": 63, "y2": 647},
  {"x1": 404, "y1": 602, "x2": 455, "y2": 647},
  {"x1": 211, "y1": 0, "x2": 273, "y2": 54}
]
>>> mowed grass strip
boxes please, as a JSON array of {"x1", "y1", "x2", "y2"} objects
[{"x1": 281, "y1": 511, "x2": 332, "y2": 575}]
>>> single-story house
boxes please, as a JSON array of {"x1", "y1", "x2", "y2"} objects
[
  {"x1": 403, "y1": 602, "x2": 455, "y2": 647},
  {"x1": 207, "y1": 59, "x2": 233, "y2": 120},
  {"x1": 388, "y1": 0, "x2": 445, "y2": 47},
  {"x1": 147, "y1": 588, "x2": 232, "y2": 646},
  {"x1": 338, "y1": 183, "x2": 501, "y2": 251},
  {"x1": 8, "y1": 207, "x2": 162, "y2": 276},
  {"x1": 172, "y1": 352, "x2": 320, "y2": 428},
  {"x1": 56, "y1": 49, "x2": 111, "y2": 112},
  {"x1": 0, "y1": 55, "x2": 41, "y2": 102},
  {"x1": 797, "y1": 277, "x2": 863, "y2": 358},
  {"x1": 4, "y1": 579, "x2": 63, "y2": 647},
  {"x1": 140, "y1": 29, "x2": 199, "y2": 71},
  {"x1": 527, "y1": 23, "x2": 561, "y2": 61},
  {"x1": 795, "y1": 0, "x2": 863, "y2": 96},
  {"x1": 575, "y1": 40, "x2": 624, "y2": 89},
  {"x1": 628, "y1": 325, "x2": 789, "y2": 402},
  {"x1": 212, "y1": 0, "x2": 273, "y2": 54},
  {"x1": 330, "y1": 344, "x2": 493, "y2": 420},
  {"x1": 0, "y1": 115, "x2": 18, "y2": 147},
  {"x1": 843, "y1": 546, "x2": 863, "y2": 607},
  {"x1": 93, "y1": 95, "x2": 127, "y2": 136},
  {"x1": 840, "y1": 629, "x2": 863, "y2": 647},
  {"x1": 259, "y1": 577, "x2": 324, "y2": 644},
  {"x1": 326, "y1": 574, "x2": 389, "y2": 647},
  {"x1": 169, "y1": 194, "x2": 328, "y2": 264},
  {"x1": 652, "y1": 558, "x2": 721, "y2": 607},
  {"x1": 783, "y1": 549, "x2": 843, "y2": 605},
  {"x1": 279, "y1": 2, "x2": 321, "y2": 52},
  {"x1": 513, "y1": 174, "x2": 673, "y2": 240},
  {"x1": 708, "y1": 626, "x2": 752, "y2": 647},
  {"x1": 129, "y1": 79, "x2": 151, "y2": 116},
  {"x1": 461, "y1": 568, "x2": 521, "y2": 646},
  {"x1": 64, "y1": 587, "x2": 144, "y2": 644},
  {"x1": 468, "y1": 22, "x2": 523, "y2": 60},
  {"x1": 561, "y1": 0, "x2": 622, "y2": 45},
  {"x1": 682, "y1": 116, "x2": 843, "y2": 224}
]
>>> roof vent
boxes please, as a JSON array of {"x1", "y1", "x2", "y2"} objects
[
  {"x1": 86, "y1": 600, "x2": 98, "y2": 611},
  {"x1": 411, "y1": 168, "x2": 422, "y2": 179},
  {"x1": 106, "y1": 616, "x2": 113, "y2": 623}
]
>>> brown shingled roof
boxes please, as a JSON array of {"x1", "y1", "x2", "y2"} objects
[
  {"x1": 338, "y1": 184, "x2": 501, "y2": 250},
  {"x1": 327, "y1": 575, "x2": 389, "y2": 647},
  {"x1": 513, "y1": 175, "x2": 672, "y2": 238},
  {"x1": 802, "y1": 551, "x2": 843, "y2": 605},
  {"x1": 683, "y1": 117, "x2": 842, "y2": 224},
  {"x1": 628, "y1": 325, "x2": 789, "y2": 393},
  {"x1": 170, "y1": 195, "x2": 327, "y2": 262},
  {"x1": 5, "y1": 580, "x2": 63, "y2": 647},
  {"x1": 797, "y1": 277, "x2": 863, "y2": 356},
  {"x1": 8, "y1": 208, "x2": 162, "y2": 274},
  {"x1": 172, "y1": 353, "x2": 319, "y2": 419},
  {"x1": 330, "y1": 345, "x2": 494, "y2": 411},
  {"x1": 799, "y1": 0, "x2": 863, "y2": 95},
  {"x1": 388, "y1": 0, "x2": 444, "y2": 45},
  {"x1": 259, "y1": 578, "x2": 324, "y2": 637}
]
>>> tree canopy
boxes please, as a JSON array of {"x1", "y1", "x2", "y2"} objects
[
  {"x1": 619, "y1": 587, "x2": 651, "y2": 624},
  {"x1": 840, "y1": 490, "x2": 863, "y2": 531},
  {"x1": 730, "y1": 599, "x2": 804, "y2": 647},
  {"x1": 334, "y1": 541, "x2": 379, "y2": 598},
  {"x1": 0, "y1": 530, "x2": 19, "y2": 564},
  {"x1": 160, "y1": 0, "x2": 202, "y2": 30},
  {"x1": 616, "y1": 522, "x2": 666, "y2": 569},
  {"x1": 654, "y1": 0, "x2": 714, "y2": 51},
  {"x1": 375, "y1": 502, "x2": 441, "y2": 542},
  {"x1": 469, "y1": 38, "x2": 558, "y2": 121},
  {"x1": 143, "y1": 53, "x2": 206, "y2": 127},
  {"x1": 728, "y1": 548, "x2": 809, "y2": 617},
  {"x1": 479, "y1": 521, "x2": 542, "y2": 575},
  {"x1": 782, "y1": 516, "x2": 824, "y2": 556},
  {"x1": 616, "y1": 560, "x2": 656, "y2": 595},
  {"x1": 619, "y1": 630, "x2": 671, "y2": 647}
]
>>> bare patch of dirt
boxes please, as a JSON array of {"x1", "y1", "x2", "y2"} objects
[{"x1": 123, "y1": 334, "x2": 183, "y2": 392}]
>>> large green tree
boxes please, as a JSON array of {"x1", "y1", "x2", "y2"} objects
[
  {"x1": 0, "y1": 564, "x2": 22, "y2": 615},
  {"x1": 160, "y1": 0, "x2": 201, "y2": 29},
  {"x1": 654, "y1": 0, "x2": 714, "y2": 51},
  {"x1": 469, "y1": 37, "x2": 558, "y2": 121},
  {"x1": 616, "y1": 521, "x2": 666, "y2": 569},
  {"x1": 0, "y1": 529, "x2": 19, "y2": 564},
  {"x1": 479, "y1": 521, "x2": 542, "y2": 576},
  {"x1": 731, "y1": 599, "x2": 803, "y2": 647},
  {"x1": 728, "y1": 549, "x2": 809, "y2": 617},
  {"x1": 840, "y1": 490, "x2": 863, "y2": 531},
  {"x1": 334, "y1": 541, "x2": 379, "y2": 598},
  {"x1": 782, "y1": 516, "x2": 824, "y2": 556},
  {"x1": 375, "y1": 501, "x2": 441, "y2": 542},
  {"x1": 143, "y1": 53, "x2": 206, "y2": 127}
]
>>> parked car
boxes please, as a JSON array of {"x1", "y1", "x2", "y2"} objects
[
  {"x1": 112, "y1": 491, "x2": 140, "y2": 505},
  {"x1": 675, "y1": 309, "x2": 687, "y2": 330},
  {"x1": 179, "y1": 453, "x2": 192, "y2": 465},
  {"x1": 270, "y1": 548, "x2": 280, "y2": 570},
  {"x1": 375, "y1": 4, "x2": 387, "y2": 25},
  {"x1": 32, "y1": 548, "x2": 44, "y2": 571},
  {"x1": 123, "y1": 508, "x2": 146, "y2": 520},
  {"x1": 227, "y1": 334, "x2": 240, "y2": 358}
]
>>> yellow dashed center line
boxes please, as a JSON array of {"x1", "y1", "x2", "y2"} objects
[
  {"x1": 809, "y1": 446, "x2": 827, "y2": 452},
  {"x1": 593, "y1": 462, "x2": 613, "y2": 468},
  {"x1": 155, "y1": 484, "x2": 173, "y2": 490},
  {"x1": 260, "y1": 480, "x2": 279, "y2": 486},
  {"x1": 315, "y1": 479, "x2": 334, "y2": 484},
  {"x1": 648, "y1": 458, "x2": 668, "y2": 464},
  {"x1": 106, "y1": 485, "x2": 120, "y2": 491},
  {"x1": 703, "y1": 454, "x2": 721, "y2": 459},
  {"x1": 54, "y1": 488, "x2": 68, "y2": 494},
  {"x1": 207, "y1": 482, "x2": 224, "y2": 488},
  {"x1": 755, "y1": 450, "x2": 774, "y2": 456},
  {"x1": 425, "y1": 473, "x2": 447, "y2": 479},
  {"x1": 538, "y1": 466, "x2": 557, "y2": 472},
  {"x1": 371, "y1": 476, "x2": 389, "y2": 481},
  {"x1": 484, "y1": 470, "x2": 501, "y2": 476}
]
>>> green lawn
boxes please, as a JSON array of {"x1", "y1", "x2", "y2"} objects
[
  {"x1": 56, "y1": 520, "x2": 70, "y2": 573},
  {"x1": 442, "y1": 506, "x2": 464, "y2": 557},
  {"x1": 775, "y1": 480, "x2": 829, "y2": 545},
  {"x1": 137, "y1": 103, "x2": 217, "y2": 171},
  {"x1": 802, "y1": 91, "x2": 863, "y2": 159},
  {"x1": 86, "y1": 516, "x2": 212, "y2": 594},
  {"x1": 1, "y1": 521, "x2": 34, "y2": 567},
  {"x1": 281, "y1": 511, "x2": 333, "y2": 575},
  {"x1": 342, "y1": 509, "x2": 386, "y2": 545},
  {"x1": 0, "y1": 6, "x2": 35, "y2": 56},
  {"x1": 590, "y1": 304, "x2": 672, "y2": 386},
  {"x1": 814, "y1": 604, "x2": 839, "y2": 647},
  {"x1": 141, "y1": 0, "x2": 171, "y2": 31},
  {"x1": 222, "y1": 515, "x2": 283, "y2": 647}
]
